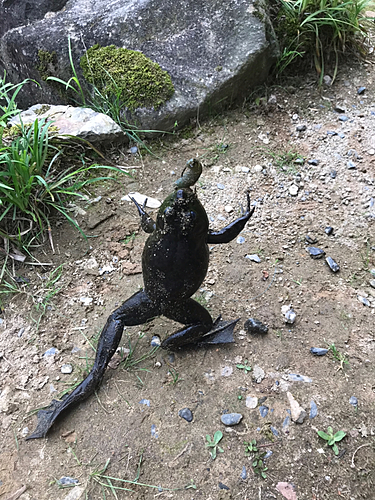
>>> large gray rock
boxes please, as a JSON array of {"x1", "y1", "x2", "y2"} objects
[{"x1": 0, "y1": 0, "x2": 278, "y2": 132}]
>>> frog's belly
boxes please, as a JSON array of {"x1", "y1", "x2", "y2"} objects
[{"x1": 142, "y1": 235, "x2": 209, "y2": 303}]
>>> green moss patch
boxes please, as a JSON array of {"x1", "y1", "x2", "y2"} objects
[{"x1": 80, "y1": 45, "x2": 174, "y2": 110}]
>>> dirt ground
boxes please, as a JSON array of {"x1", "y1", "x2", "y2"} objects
[{"x1": 1, "y1": 58, "x2": 375, "y2": 500}]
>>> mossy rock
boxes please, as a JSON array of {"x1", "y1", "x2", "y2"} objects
[{"x1": 80, "y1": 45, "x2": 174, "y2": 110}]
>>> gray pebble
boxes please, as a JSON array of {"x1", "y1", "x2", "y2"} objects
[
  {"x1": 283, "y1": 416, "x2": 290, "y2": 429},
  {"x1": 139, "y1": 399, "x2": 150, "y2": 406},
  {"x1": 244, "y1": 318, "x2": 268, "y2": 336},
  {"x1": 296, "y1": 124, "x2": 307, "y2": 132},
  {"x1": 349, "y1": 396, "x2": 358, "y2": 408},
  {"x1": 245, "y1": 254, "x2": 261, "y2": 263},
  {"x1": 43, "y1": 347, "x2": 58, "y2": 357},
  {"x1": 339, "y1": 115, "x2": 349, "y2": 122},
  {"x1": 246, "y1": 396, "x2": 258, "y2": 409},
  {"x1": 369, "y1": 280, "x2": 375, "y2": 289},
  {"x1": 252, "y1": 365, "x2": 265, "y2": 383},
  {"x1": 217, "y1": 183, "x2": 225, "y2": 190},
  {"x1": 259, "y1": 405, "x2": 269, "y2": 417},
  {"x1": 218, "y1": 482, "x2": 230, "y2": 490},
  {"x1": 151, "y1": 424, "x2": 158, "y2": 438},
  {"x1": 307, "y1": 247, "x2": 326, "y2": 259},
  {"x1": 347, "y1": 161, "x2": 356, "y2": 169},
  {"x1": 237, "y1": 236, "x2": 245, "y2": 244},
  {"x1": 288, "y1": 373, "x2": 312, "y2": 382},
  {"x1": 310, "y1": 347, "x2": 329, "y2": 356},
  {"x1": 270, "y1": 426, "x2": 279, "y2": 437},
  {"x1": 178, "y1": 407, "x2": 193, "y2": 422},
  {"x1": 151, "y1": 335, "x2": 161, "y2": 347},
  {"x1": 305, "y1": 235, "x2": 317, "y2": 244},
  {"x1": 308, "y1": 159, "x2": 319, "y2": 166},
  {"x1": 57, "y1": 477, "x2": 79, "y2": 486},
  {"x1": 61, "y1": 364, "x2": 73, "y2": 374},
  {"x1": 264, "y1": 450, "x2": 273, "y2": 459},
  {"x1": 130, "y1": 146, "x2": 138, "y2": 154},
  {"x1": 285, "y1": 309, "x2": 296, "y2": 324},
  {"x1": 358, "y1": 86, "x2": 366, "y2": 94},
  {"x1": 330, "y1": 170, "x2": 337, "y2": 179},
  {"x1": 326, "y1": 256, "x2": 340, "y2": 272},
  {"x1": 310, "y1": 400, "x2": 318, "y2": 419},
  {"x1": 324, "y1": 226, "x2": 333, "y2": 235},
  {"x1": 358, "y1": 296, "x2": 371, "y2": 307},
  {"x1": 241, "y1": 465, "x2": 247, "y2": 480},
  {"x1": 221, "y1": 413, "x2": 243, "y2": 426},
  {"x1": 327, "y1": 130, "x2": 337, "y2": 136}
]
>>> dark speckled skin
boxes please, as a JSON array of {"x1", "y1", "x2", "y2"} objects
[{"x1": 27, "y1": 171, "x2": 254, "y2": 440}]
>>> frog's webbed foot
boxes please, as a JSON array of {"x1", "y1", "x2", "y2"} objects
[
  {"x1": 130, "y1": 196, "x2": 156, "y2": 233},
  {"x1": 198, "y1": 316, "x2": 239, "y2": 345},
  {"x1": 27, "y1": 291, "x2": 160, "y2": 440}
]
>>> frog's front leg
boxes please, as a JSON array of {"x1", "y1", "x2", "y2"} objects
[
  {"x1": 27, "y1": 291, "x2": 160, "y2": 440},
  {"x1": 130, "y1": 197, "x2": 156, "y2": 233},
  {"x1": 161, "y1": 298, "x2": 213, "y2": 349},
  {"x1": 207, "y1": 192, "x2": 254, "y2": 244}
]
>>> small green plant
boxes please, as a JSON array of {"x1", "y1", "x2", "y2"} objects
[
  {"x1": 326, "y1": 341, "x2": 349, "y2": 370},
  {"x1": 244, "y1": 439, "x2": 268, "y2": 479},
  {"x1": 236, "y1": 360, "x2": 252, "y2": 373},
  {"x1": 205, "y1": 431, "x2": 224, "y2": 460},
  {"x1": 269, "y1": 149, "x2": 303, "y2": 173},
  {"x1": 317, "y1": 426, "x2": 346, "y2": 455}
]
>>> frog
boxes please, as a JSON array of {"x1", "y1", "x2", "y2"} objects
[{"x1": 27, "y1": 159, "x2": 255, "y2": 440}]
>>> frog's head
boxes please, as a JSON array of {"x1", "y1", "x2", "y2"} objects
[{"x1": 157, "y1": 188, "x2": 208, "y2": 236}]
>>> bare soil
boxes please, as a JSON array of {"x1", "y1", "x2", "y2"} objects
[{"x1": 1, "y1": 60, "x2": 375, "y2": 500}]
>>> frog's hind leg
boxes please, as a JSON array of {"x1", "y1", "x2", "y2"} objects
[
  {"x1": 27, "y1": 290, "x2": 160, "y2": 440},
  {"x1": 161, "y1": 298, "x2": 213, "y2": 349}
]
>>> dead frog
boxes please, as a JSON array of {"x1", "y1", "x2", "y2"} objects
[{"x1": 27, "y1": 158, "x2": 255, "y2": 440}]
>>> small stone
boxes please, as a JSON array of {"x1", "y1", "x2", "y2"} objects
[
  {"x1": 324, "y1": 226, "x2": 333, "y2": 235},
  {"x1": 259, "y1": 405, "x2": 269, "y2": 417},
  {"x1": 244, "y1": 318, "x2": 268, "y2": 336},
  {"x1": 224, "y1": 205, "x2": 233, "y2": 213},
  {"x1": 241, "y1": 465, "x2": 247, "y2": 480},
  {"x1": 218, "y1": 482, "x2": 230, "y2": 490},
  {"x1": 245, "y1": 396, "x2": 258, "y2": 409},
  {"x1": 370, "y1": 269, "x2": 375, "y2": 277},
  {"x1": 221, "y1": 413, "x2": 243, "y2": 426},
  {"x1": 217, "y1": 183, "x2": 225, "y2": 190},
  {"x1": 221, "y1": 366, "x2": 233, "y2": 377},
  {"x1": 358, "y1": 295, "x2": 371, "y2": 307},
  {"x1": 241, "y1": 166, "x2": 250, "y2": 173},
  {"x1": 310, "y1": 347, "x2": 329, "y2": 356},
  {"x1": 327, "y1": 130, "x2": 337, "y2": 136},
  {"x1": 270, "y1": 426, "x2": 279, "y2": 437},
  {"x1": 245, "y1": 254, "x2": 261, "y2": 263},
  {"x1": 139, "y1": 399, "x2": 150, "y2": 406},
  {"x1": 130, "y1": 146, "x2": 138, "y2": 154},
  {"x1": 178, "y1": 407, "x2": 193, "y2": 422},
  {"x1": 57, "y1": 477, "x2": 79, "y2": 486},
  {"x1": 330, "y1": 170, "x2": 337, "y2": 179},
  {"x1": 349, "y1": 396, "x2": 358, "y2": 408},
  {"x1": 339, "y1": 115, "x2": 349, "y2": 122},
  {"x1": 369, "y1": 280, "x2": 375, "y2": 289},
  {"x1": 357, "y1": 86, "x2": 366, "y2": 94},
  {"x1": 307, "y1": 247, "x2": 325, "y2": 259},
  {"x1": 43, "y1": 347, "x2": 58, "y2": 357},
  {"x1": 252, "y1": 365, "x2": 265, "y2": 383},
  {"x1": 305, "y1": 235, "x2": 317, "y2": 244},
  {"x1": 323, "y1": 75, "x2": 332, "y2": 86},
  {"x1": 285, "y1": 309, "x2": 296, "y2": 324},
  {"x1": 310, "y1": 400, "x2": 318, "y2": 419},
  {"x1": 308, "y1": 159, "x2": 319, "y2": 166},
  {"x1": 347, "y1": 161, "x2": 356, "y2": 170},
  {"x1": 80, "y1": 297, "x2": 93, "y2": 306},
  {"x1": 287, "y1": 392, "x2": 307, "y2": 424},
  {"x1": 296, "y1": 124, "x2": 307, "y2": 132},
  {"x1": 151, "y1": 424, "x2": 158, "y2": 438},
  {"x1": 326, "y1": 256, "x2": 340, "y2": 272},
  {"x1": 334, "y1": 105, "x2": 346, "y2": 113},
  {"x1": 61, "y1": 364, "x2": 73, "y2": 374},
  {"x1": 287, "y1": 373, "x2": 312, "y2": 382},
  {"x1": 123, "y1": 192, "x2": 161, "y2": 209},
  {"x1": 289, "y1": 184, "x2": 299, "y2": 196},
  {"x1": 151, "y1": 335, "x2": 161, "y2": 347},
  {"x1": 253, "y1": 164, "x2": 263, "y2": 173},
  {"x1": 237, "y1": 236, "x2": 245, "y2": 244}
]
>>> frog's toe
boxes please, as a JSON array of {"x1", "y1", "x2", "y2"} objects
[{"x1": 198, "y1": 317, "x2": 239, "y2": 345}]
